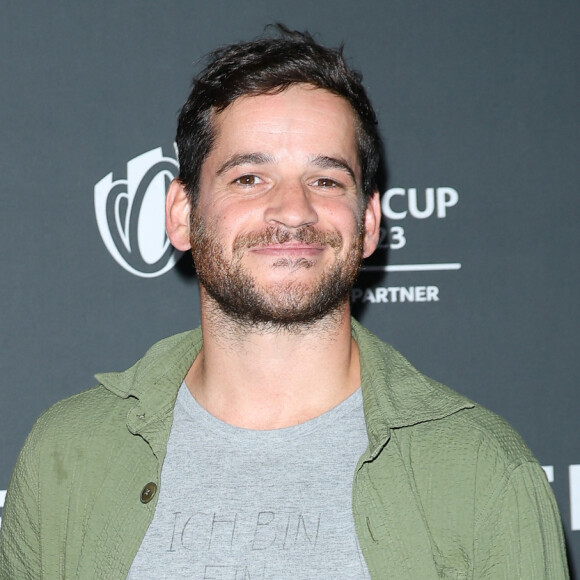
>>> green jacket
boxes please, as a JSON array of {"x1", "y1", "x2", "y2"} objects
[{"x1": 0, "y1": 321, "x2": 569, "y2": 579}]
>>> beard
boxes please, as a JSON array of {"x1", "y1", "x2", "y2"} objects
[{"x1": 189, "y1": 213, "x2": 365, "y2": 330}]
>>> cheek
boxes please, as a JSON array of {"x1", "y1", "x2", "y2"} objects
[
  {"x1": 334, "y1": 205, "x2": 365, "y2": 239},
  {"x1": 317, "y1": 196, "x2": 362, "y2": 224}
]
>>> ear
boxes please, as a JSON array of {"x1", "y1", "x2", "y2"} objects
[
  {"x1": 166, "y1": 179, "x2": 192, "y2": 251},
  {"x1": 362, "y1": 190, "x2": 381, "y2": 258}
]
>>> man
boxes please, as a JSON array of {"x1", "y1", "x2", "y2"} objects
[{"x1": 0, "y1": 26, "x2": 569, "y2": 579}]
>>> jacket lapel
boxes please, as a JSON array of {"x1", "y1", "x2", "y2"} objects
[{"x1": 352, "y1": 320, "x2": 474, "y2": 578}]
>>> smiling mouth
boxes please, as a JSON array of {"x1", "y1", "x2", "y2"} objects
[{"x1": 251, "y1": 243, "x2": 325, "y2": 255}]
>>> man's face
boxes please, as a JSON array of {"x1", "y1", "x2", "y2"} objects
[{"x1": 189, "y1": 84, "x2": 379, "y2": 327}]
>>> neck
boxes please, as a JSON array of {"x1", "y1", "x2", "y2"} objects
[{"x1": 185, "y1": 291, "x2": 360, "y2": 429}]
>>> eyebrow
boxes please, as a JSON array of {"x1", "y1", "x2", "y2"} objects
[
  {"x1": 308, "y1": 155, "x2": 357, "y2": 183},
  {"x1": 215, "y1": 152, "x2": 357, "y2": 184},
  {"x1": 216, "y1": 153, "x2": 275, "y2": 176}
]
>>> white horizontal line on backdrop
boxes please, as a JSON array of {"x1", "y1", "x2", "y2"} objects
[{"x1": 362, "y1": 263, "x2": 462, "y2": 273}]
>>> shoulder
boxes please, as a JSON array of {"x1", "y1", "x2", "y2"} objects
[
  {"x1": 449, "y1": 402, "x2": 536, "y2": 466},
  {"x1": 33, "y1": 384, "x2": 130, "y2": 435},
  {"x1": 389, "y1": 374, "x2": 544, "y2": 529},
  {"x1": 353, "y1": 320, "x2": 539, "y2": 482},
  {"x1": 18, "y1": 327, "x2": 202, "y2": 472},
  {"x1": 28, "y1": 327, "x2": 203, "y2": 443},
  {"x1": 407, "y1": 403, "x2": 540, "y2": 498},
  {"x1": 17, "y1": 385, "x2": 133, "y2": 477}
]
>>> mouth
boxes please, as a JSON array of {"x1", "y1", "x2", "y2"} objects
[{"x1": 250, "y1": 242, "x2": 326, "y2": 257}]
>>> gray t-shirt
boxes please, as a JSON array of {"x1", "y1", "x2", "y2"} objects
[{"x1": 127, "y1": 382, "x2": 371, "y2": 579}]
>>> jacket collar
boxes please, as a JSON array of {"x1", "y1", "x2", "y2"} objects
[
  {"x1": 351, "y1": 319, "x2": 474, "y2": 458},
  {"x1": 95, "y1": 321, "x2": 473, "y2": 459},
  {"x1": 95, "y1": 328, "x2": 202, "y2": 460}
]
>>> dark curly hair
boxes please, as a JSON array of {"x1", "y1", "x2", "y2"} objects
[{"x1": 176, "y1": 24, "x2": 381, "y2": 206}]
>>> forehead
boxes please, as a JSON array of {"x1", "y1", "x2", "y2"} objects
[{"x1": 208, "y1": 84, "x2": 360, "y2": 168}]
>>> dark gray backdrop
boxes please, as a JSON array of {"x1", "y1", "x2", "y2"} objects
[{"x1": 1, "y1": 0, "x2": 578, "y2": 574}]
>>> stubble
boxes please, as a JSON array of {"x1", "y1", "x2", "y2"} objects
[{"x1": 189, "y1": 213, "x2": 365, "y2": 333}]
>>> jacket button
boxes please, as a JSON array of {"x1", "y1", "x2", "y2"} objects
[{"x1": 140, "y1": 482, "x2": 157, "y2": 504}]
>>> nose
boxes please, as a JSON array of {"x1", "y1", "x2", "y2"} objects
[{"x1": 263, "y1": 181, "x2": 318, "y2": 229}]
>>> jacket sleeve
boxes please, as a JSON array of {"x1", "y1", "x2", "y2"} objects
[
  {"x1": 473, "y1": 461, "x2": 569, "y2": 579},
  {"x1": 0, "y1": 428, "x2": 43, "y2": 579}
]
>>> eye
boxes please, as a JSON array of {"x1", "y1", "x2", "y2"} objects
[
  {"x1": 234, "y1": 174, "x2": 262, "y2": 186},
  {"x1": 312, "y1": 178, "x2": 340, "y2": 188}
]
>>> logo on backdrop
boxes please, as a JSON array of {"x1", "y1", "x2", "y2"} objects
[
  {"x1": 94, "y1": 146, "x2": 181, "y2": 278},
  {"x1": 373, "y1": 186, "x2": 460, "y2": 265},
  {"x1": 353, "y1": 186, "x2": 461, "y2": 305}
]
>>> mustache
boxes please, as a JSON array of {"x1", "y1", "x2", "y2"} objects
[{"x1": 233, "y1": 226, "x2": 343, "y2": 253}]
